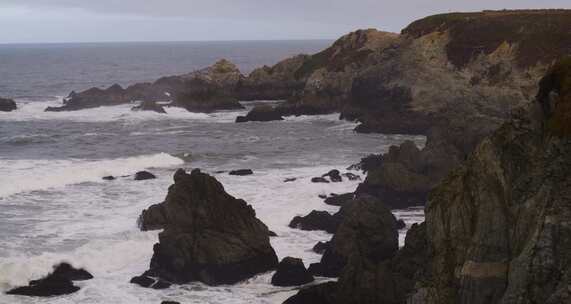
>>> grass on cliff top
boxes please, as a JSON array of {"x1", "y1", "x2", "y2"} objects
[{"x1": 402, "y1": 9, "x2": 571, "y2": 68}]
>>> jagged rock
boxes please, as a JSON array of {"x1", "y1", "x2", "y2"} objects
[
  {"x1": 322, "y1": 170, "x2": 342, "y2": 182},
  {"x1": 0, "y1": 97, "x2": 17, "y2": 112},
  {"x1": 228, "y1": 169, "x2": 253, "y2": 176},
  {"x1": 132, "y1": 100, "x2": 167, "y2": 114},
  {"x1": 236, "y1": 105, "x2": 284, "y2": 122},
  {"x1": 311, "y1": 177, "x2": 329, "y2": 183},
  {"x1": 6, "y1": 263, "x2": 92, "y2": 297},
  {"x1": 130, "y1": 275, "x2": 171, "y2": 289},
  {"x1": 310, "y1": 196, "x2": 398, "y2": 278},
  {"x1": 271, "y1": 257, "x2": 314, "y2": 287},
  {"x1": 134, "y1": 171, "x2": 156, "y2": 181},
  {"x1": 312, "y1": 241, "x2": 331, "y2": 254},
  {"x1": 288, "y1": 210, "x2": 342, "y2": 234},
  {"x1": 323, "y1": 193, "x2": 354, "y2": 206},
  {"x1": 138, "y1": 169, "x2": 278, "y2": 285},
  {"x1": 282, "y1": 282, "x2": 338, "y2": 304}
]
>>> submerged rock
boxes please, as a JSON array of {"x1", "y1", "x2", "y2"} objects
[
  {"x1": 228, "y1": 169, "x2": 254, "y2": 176},
  {"x1": 132, "y1": 100, "x2": 167, "y2": 114},
  {"x1": 310, "y1": 177, "x2": 329, "y2": 183},
  {"x1": 271, "y1": 257, "x2": 314, "y2": 287},
  {"x1": 130, "y1": 275, "x2": 171, "y2": 290},
  {"x1": 0, "y1": 97, "x2": 17, "y2": 112},
  {"x1": 235, "y1": 105, "x2": 284, "y2": 122},
  {"x1": 138, "y1": 169, "x2": 278, "y2": 285},
  {"x1": 6, "y1": 263, "x2": 92, "y2": 297},
  {"x1": 102, "y1": 176, "x2": 115, "y2": 181},
  {"x1": 134, "y1": 171, "x2": 156, "y2": 181},
  {"x1": 322, "y1": 170, "x2": 342, "y2": 182}
]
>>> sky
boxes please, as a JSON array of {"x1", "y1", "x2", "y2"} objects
[{"x1": 0, "y1": 0, "x2": 569, "y2": 43}]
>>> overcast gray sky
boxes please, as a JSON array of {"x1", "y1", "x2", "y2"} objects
[{"x1": 0, "y1": 1, "x2": 569, "y2": 43}]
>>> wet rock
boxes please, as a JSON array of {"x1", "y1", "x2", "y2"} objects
[
  {"x1": 134, "y1": 171, "x2": 156, "y2": 181},
  {"x1": 138, "y1": 169, "x2": 278, "y2": 285},
  {"x1": 102, "y1": 176, "x2": 115, "y2": 181},
  {"x1": 310, "y1": 196, "x2": 398, "y2": 277},
  {"x1": 271, "y1": 257, "x2": 314, "y2": 287},
  {"x1": 282, "y1": 281, "x2": 338, "y2": 304},
  {"x1": 288, "y1": 210, "x2": 342, "y2": 234},
  {"x1": 235, "y1": 105, "x2": 284, "y2": 123},
  {"x1": 284, "y1": 178, "x2": 297, "y2": 182},
  {"x1": 132, "y1": 100, "x2": 167, "y2": 114},
  {"x1": 311, "y1": 177, "x2": 329, "y2": 183},
  {"x1": 6, "y1": 263, "x2": 92, "y2": 297},
  {"x1": 318, "y1": 194, "x2": 327, "y2": 199},
  {"x1": 228, "y1": 169, "x2": 253, "y2": 176},
  {"x1": 312, "y1": 241, "x2": 331, "y2": 254},
  {"x1": 322, "y1": 170, "x2": 342, "y2": 182},
  {"x1": 323, "y1": 193, "x2": 354, "y2": 206},
  {"x1": 161, "y1": 301, "x2": 181, "y2": 304},
  {"x1": 130, "y1": 275, "x2": 171, "y2": 289},
  {"x1": 396, "y1": 219, "x2": 406, "y2": 230},
  {"x1": 268, "y1": 230, "x2": 278, "y2": 237},
  {"x1": 0, "y1": 97, "x2": 17, "y2": 112}
]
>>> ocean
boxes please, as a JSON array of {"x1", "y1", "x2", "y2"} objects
[{"x1": 0, "y1": 41, "x2": 424, "y2": 303}]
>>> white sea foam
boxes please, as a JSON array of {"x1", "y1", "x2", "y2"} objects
[
  {"x1": 0, "y1": 153, "x2": 184, "y2": 198},
  {"x1": 0, "y1": 99, "x2": 247, "y2": 123}
]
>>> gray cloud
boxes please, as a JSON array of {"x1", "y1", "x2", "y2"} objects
[{"x1": 0, "y1": 0, "x2": 569, "y2": 43}]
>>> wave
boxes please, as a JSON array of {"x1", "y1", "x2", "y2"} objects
[
  {"x1": 0, "y1": 99, "x2": 247, "y2": 123},
  {"x1": 0, "y1": 153, "x2": 184, "y2": 198}
]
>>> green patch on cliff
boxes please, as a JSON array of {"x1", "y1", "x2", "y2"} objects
[{"x1": 402, "y1": 10, "x2": 571, "y2": 68}]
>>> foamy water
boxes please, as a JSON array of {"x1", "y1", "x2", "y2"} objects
[{"x1": 0, "y1": 99, "x2": 425, "y2": 304}]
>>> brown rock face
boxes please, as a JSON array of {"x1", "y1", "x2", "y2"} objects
[
  {"x1": 138, "y1": 169, "x2": 278, "y2": 285},
  {"x1": 412, "y1": 57, "x2": 571, "y2": 303}
]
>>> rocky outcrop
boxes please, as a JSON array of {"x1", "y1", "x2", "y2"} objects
[
  {"x1": 138, "y1": 169, "x2": 278, "y2": 285},
  {"x1": 288, "y1": 210, "x2": 342, "y2": 234},
  {"x1": 6, "y1": 263, "x2": 93, "y2": 297},
  {"x1": 134, "y1": 171, "x2": 156, "y2": 180},
  {"x1": 0, "y1": 97, "x2": 17, "y2": 112},
  {"x1": 408, "y1": 56, "x2": 571, "y2": 304},
  {"x1": 235, "y1": 105, "x2": 284, "y2": 122},
  {"x1": 132, "y1": 100, "x2": 167, "y2": 114},
  {"x1": 309, "y1": 196, "x2": 398, "y2": 277},
  {"x1": 271, "y1": 257, "x2": 314, "y2": 287},
  {"x1": 45, "y1": 59, "x2": 243, "y2": 112},
  {"x1": 283, "y1": 282, "x2": 338, "y2": 304}
]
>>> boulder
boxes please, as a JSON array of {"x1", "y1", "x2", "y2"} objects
[
  {"x1": 6, "y1": 263, "x2": 92, "y2": 297},
  {"x1": 282, "y1": 282, "x2": 338, "y2": 304},
  {"x1": 311, "y1": 177, "x2": 329, "y2": 183},
  {"x1": 310, "y1": 196, "x2": 398, "y2": 277},
  {"x1": 322, "y1": 170, "x2": 342, "y2": 182},
  {"x1": 323, "y1": 193, "x2": 354, "y2": 206},
  {"x1": 134, "y1": 171, "x2": 156, "y2": 181},
  {"x1": 288, "y1": 210, "x2": 342, "y2": 234},
  {"x1": 228, "y1": 169, "x2": 253, "y2": 176},
  {"x1": 138, "y1": 169, "x2": 278, "y2": 285},
  {"x1": 102, "y1": 176, "x2": 115, "y2": 181},
  {"x1": 0, "y1": 97, "x2": 17, "y2": 112},
  {"x1": 271, "y1": 257, "x2": 314, "y2": 287},
  {"x1": 130, "y1": 275, "x2": 171, "y2": 289},
  {"x1": 132, "y1": 100, "x2": 167, "y2": 114},
  {"x1": 235, "y1": 105, "x2": 284, "y2": 122}
]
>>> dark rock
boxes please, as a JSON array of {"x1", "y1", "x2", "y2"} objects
[
  {"x1": 229, "y1": 169, "x2": 253, "y2": 176},
  {"x1": 6, "y1": 263, "x2": 92, "y2": 297},
  {"x1": 284, "y1": 178, "x2": 297, "y2": 182},
  {"x1": 129, "y1": 275, "x2": 171, "y2": 289},
  {"x1": 288, "y1": 210, "x2": 342, "y2": 234},
  {"x1": 342, "y1": 173, "x2": 360, "y2": 181},
  {"x1": 312, "y1": 241, "x2": 331, "y2": 254},
  {"x1": 310, "y1": 196, "x2": 398, "y2": 277},
  {"x1": 311, "y1": 177, "x2": 329, "y2": 183},
  {"x1": 271, "y1": 257, "x2": 314, "y2": 287},
  {"x1": 138, "y1": 169, "x2": 278, "y2": 285},
  {"x1": 322, "y1": 170, "x2": 342, "y2": 182},
  {"x1": 323, "y1": 193, "x2": 354, "y2": 206},
  {"x1": 161, "y1": 302, "x2": 181, "y2": 304},
  {"x1": 132, "y1": 100, "x2": 167, "y2": 114},
  {"x1": 396, "y1": 219, "x2": 406, "y2": 230},
  {"x1": 102, "y1": 176, "x2": 115, "y2": 181},
  {"x1": 134, "y1": 171, "x2": 156, "y2": 181},
  {"x1": 318, "y1": 194, "x2": 327, "y2": 199},
  {"x1": 0, "y1": 97, "x2": 17, "y2": 112},
  {"x1": 268, "y1": 230, "x2": 278, "y2": 237},
  {"x1": 282, "y1": 282, "x2": 338, "y2": 304},
  {"x1": 235, "y1": 105, "x2": 284, "y2": 123}
]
